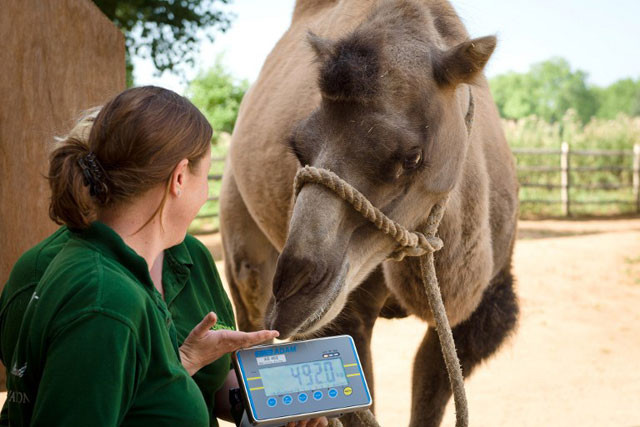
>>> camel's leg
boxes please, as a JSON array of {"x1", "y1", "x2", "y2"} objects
[
  {"x1": 314, "y1": 266, "x2": 390, "y2": 426},
  {"x1": 220, "y1": 169, "x2": 279, "y2": 332},
  {"x1": 410, "y1": 266, "x2": 519, "y2": 427}
]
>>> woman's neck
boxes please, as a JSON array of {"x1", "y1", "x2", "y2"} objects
[{"x1": 98, "y1": 190, "x2": 169, "y2": 280}]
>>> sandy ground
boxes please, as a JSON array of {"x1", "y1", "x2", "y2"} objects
[{"x1": 2, "y1": 218, "x2": 639, "y2": 426}]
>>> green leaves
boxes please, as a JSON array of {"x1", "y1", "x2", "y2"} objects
[
  {"x1": 595, "y1": 78, "x2": 640, "y2": 119},
  {"x1": 490, "y1": 58, "x2": 640, "y2": 124},
  {"x1": 185, "y1": 57, "x2": 249, "y2": 142},
  {"x1": 93, "y1": 0, "x2": 233, "y2": 76},
  {"x1": 491, "y1": 58, "x2": 598, "y2": 124}
]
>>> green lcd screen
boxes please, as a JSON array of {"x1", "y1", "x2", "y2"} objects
[{"x1": 258, "y1": 358, "x2": 348, "y2": 396}]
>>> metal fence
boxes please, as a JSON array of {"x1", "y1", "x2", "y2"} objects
[{"x1": 192, "y1": 143, "x2": 640, "y2": 233}]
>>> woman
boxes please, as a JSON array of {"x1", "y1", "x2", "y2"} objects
[{"x1": 0, "y1": 87, "x2": 326, "y2": 426}]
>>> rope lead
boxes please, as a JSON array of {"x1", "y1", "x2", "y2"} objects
[{"x1": 291, "y1": 87, "x2": 475, "y2": 427}]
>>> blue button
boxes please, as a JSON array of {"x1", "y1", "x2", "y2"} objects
[
  {"x1": 282, "y1": 395, "x2": 293, "y2": 405},
  {"x1": 267, "y1": 397, "x2": 277, "y2": 407},
  {"x1": 298, "y1": 393, "x2": 308, "y2": 403},
  {"x1": 328, "y1": 388, "x2": 338, "y2": 398},
  {"x1": 313, "y1": 391, "x2": 323, "y2": 400}
]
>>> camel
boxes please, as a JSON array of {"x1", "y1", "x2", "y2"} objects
[{"x1": 220, "y1": 1, "x2": 519, "y2": 425}]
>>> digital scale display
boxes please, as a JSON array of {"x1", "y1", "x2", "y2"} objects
[
  {"x1": 233, "y1": 335, "x2": 372, "y2": 426},
  {"x1": 259, "y1": 358, "x2": 348, "y2": 396}
]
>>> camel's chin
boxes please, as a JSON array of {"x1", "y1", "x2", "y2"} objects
[
  {"x1": 296, "y1": 289, "x2": 349, "y2": 337},
  {"x1": 268, "y1": 267, "x2": 349, "y2": 339}
]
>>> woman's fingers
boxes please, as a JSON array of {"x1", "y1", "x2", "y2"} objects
[
  {"x1": 305, "y1": 417, "x2": 327, "y2": 427},
  {"x1": 193, "y1": 312, "x2": 218, "y2": 337},
  {"x1": 243, "y1": 329, "x2": 279, "y2": 346},
  {"x1": 221, "y1": 330, "x2": 279, "y2": 352}
]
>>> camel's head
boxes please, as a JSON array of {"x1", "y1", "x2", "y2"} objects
[{"x1": 266, "y1": 1, "x2": 496, "y2": 337}]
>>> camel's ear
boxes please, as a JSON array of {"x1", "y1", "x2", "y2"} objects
[
  {"x1": 307, "y1": 31, "x2": 335, "y2": 62},
  {"x1": 433, "y1": 35, "x2": 497, "y2": 87}
]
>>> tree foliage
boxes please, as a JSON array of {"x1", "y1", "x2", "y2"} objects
[
  {"x1": 93, "y1": 0, "x2": 233, "y2": 76},
  {"x1": 185, "y1": 58, "x2": 249, "y2": 142},
  {"x1": 593, "y1": 78, "x2": 640, "y2": 119},
  {"x1": 491, "y1": 58, "x2": 640, "y2": 124},
  {"x1": 490, "y1": 58, "x2": 598, "y2": 124}
]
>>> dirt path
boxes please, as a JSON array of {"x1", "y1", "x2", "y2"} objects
[
  {"x1": 2, "y1": 219, "x2": 639, "y2": 426},
  {"x1": 378, "y1": 218, "x2": 640, "y2": 427},
  {"x1": 215, "y1": 218, "x2": 640, "y2": 426}
]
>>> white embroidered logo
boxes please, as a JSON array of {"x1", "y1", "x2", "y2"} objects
[
  {"x1": 11, "y1": 362, "x2": 27, "y2": 378},
  {"x1": 7, "y1": 390, "x2": 30, "y2": 404}
]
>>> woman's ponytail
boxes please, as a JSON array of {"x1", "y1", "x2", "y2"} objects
[{"x1": 48, "y1": 108, "x2": 102, "y2": 229}]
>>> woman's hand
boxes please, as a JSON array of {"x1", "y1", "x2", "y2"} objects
[
  {"x1": 286, "y1": 417, "x2": 329, "y2": 427},
  {"x1": 179, "y1": 312, "x2": 279, "y2": 376}
]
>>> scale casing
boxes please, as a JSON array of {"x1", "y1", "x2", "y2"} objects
[{"x1": 232, "y1": 335, "x2": 372, "y2": 426}]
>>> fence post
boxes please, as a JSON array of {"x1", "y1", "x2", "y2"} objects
[
  {"x1": 633, "y1": 144, "x2": 640, "y2": 214},
  {"x1": 561, "y1": 142, "x2": 570, "y2": 216}
]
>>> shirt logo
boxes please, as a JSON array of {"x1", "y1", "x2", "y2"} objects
[
  {"x1": 7, "y1": 390, "x2": 30, "y2": 404},
  {"x1": 11, "y1": 362, "x2": 27, "y2": 378}
]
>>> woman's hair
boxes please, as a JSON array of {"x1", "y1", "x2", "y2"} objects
[{"x1": 48, "y1": 86, "x2": 213, "y2": 229}]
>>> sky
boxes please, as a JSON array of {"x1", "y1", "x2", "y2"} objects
[{"x1": 133, "y1": 0, "x2": 640, "y2": 94}]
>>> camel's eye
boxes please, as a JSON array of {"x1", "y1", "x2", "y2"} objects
[{"x1": 403, "y1": 150, "x2": 422, "y2": 170}]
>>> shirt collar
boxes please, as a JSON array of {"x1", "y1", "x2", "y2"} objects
[
  {"x1": 162, "y1": 238, "x2": 194, "y2": 307},
  {"x1": 76, "y1": 221, "x2": 155, "y2": 290},
  {"x1": 165, "y1": 239, "x2": 194, "y2": 268}
]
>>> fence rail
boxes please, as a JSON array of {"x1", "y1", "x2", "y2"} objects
[
  {"x1": 191, "y1": 143, "x2": 640, "y2": 233},
  {"x1": 515, "y1": 142, "x2": 640, "y2": 216}
]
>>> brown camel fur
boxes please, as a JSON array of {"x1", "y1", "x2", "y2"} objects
[{"x1": 220, "y1": 1, "x2": 519, "y2": 425}]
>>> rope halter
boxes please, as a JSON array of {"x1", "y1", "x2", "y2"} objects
[{"x1": 290, "y1": 87, "x2": 475, "y2": 427}]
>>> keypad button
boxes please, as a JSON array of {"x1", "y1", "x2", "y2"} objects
[
  {"x1": 282, "y1": 395, "x2": 293, "y2": 405},
  {"x1": 328, "y1": 388, "x2": 338, "y2": 398},
  {"x1": 313, "y1": 390, "x2": 323, "y2": 400},
  {"x1": 343, "y1": 387, "x2": 353, "y2": 396},
  {"x1": 298, "y1": 392, "x2": 308, "y2": 403},
  {"x1": 267, "y1": 397, "x2": 277, "y2": 407}
]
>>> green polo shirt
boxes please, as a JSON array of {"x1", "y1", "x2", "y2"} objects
[{"x1": 0, "y1": 223, "x2": 236, "y2": 426}]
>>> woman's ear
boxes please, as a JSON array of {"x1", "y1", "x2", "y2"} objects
[{"x1": 170, "y1": 159, "x2": 190, "y2": 197}]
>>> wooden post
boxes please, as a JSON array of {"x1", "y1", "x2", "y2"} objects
[
  {"x1": 633, "y1": 144, "x2": 640, "y2": 213},
  {"x1": 561, "y1": 142, "x2": 571, "y2": 216},
  {"x1": 0, "y1": 0, "x2": 125, "y2": 390}
]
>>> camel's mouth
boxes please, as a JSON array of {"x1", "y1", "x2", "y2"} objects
[
  {"x1": 268, "y1": 261, "x2": 349, "y2": 338},
  {"x1": 295, "y1": 282, "x2": 342, "y2": 335}
]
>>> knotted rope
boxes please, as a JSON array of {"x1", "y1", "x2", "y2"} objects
[{"x1": 292, "y1": 88, "x2": 475, "y2": 427}]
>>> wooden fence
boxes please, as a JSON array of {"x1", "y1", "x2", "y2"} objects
[
  {"x1": 192, "y1": 143, "x2": 640, "y2": 233},
  {"x1": 514, "y1": 143, "x2": 640, "y2": 216}
]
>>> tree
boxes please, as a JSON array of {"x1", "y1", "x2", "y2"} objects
[
  {"x1": 594, "y1": 78, "x2": 640, "y2": 119},
  {"x1": 185, "y1": 58, "x2": 249, "y2": 142},
  {"x1": 93, "y1": 0, "x2": 233, "y2": 80},
  {"x1": 490, "y1": 58, "x2": 599, "y2": 124}
]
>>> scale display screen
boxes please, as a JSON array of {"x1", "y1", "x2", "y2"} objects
[
  {"x1": 259, "y1": 358, "x2": 348, "y2": 396},
  {"x1": 233, "y1": 335, "x2": 372, "y2": 425}
]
